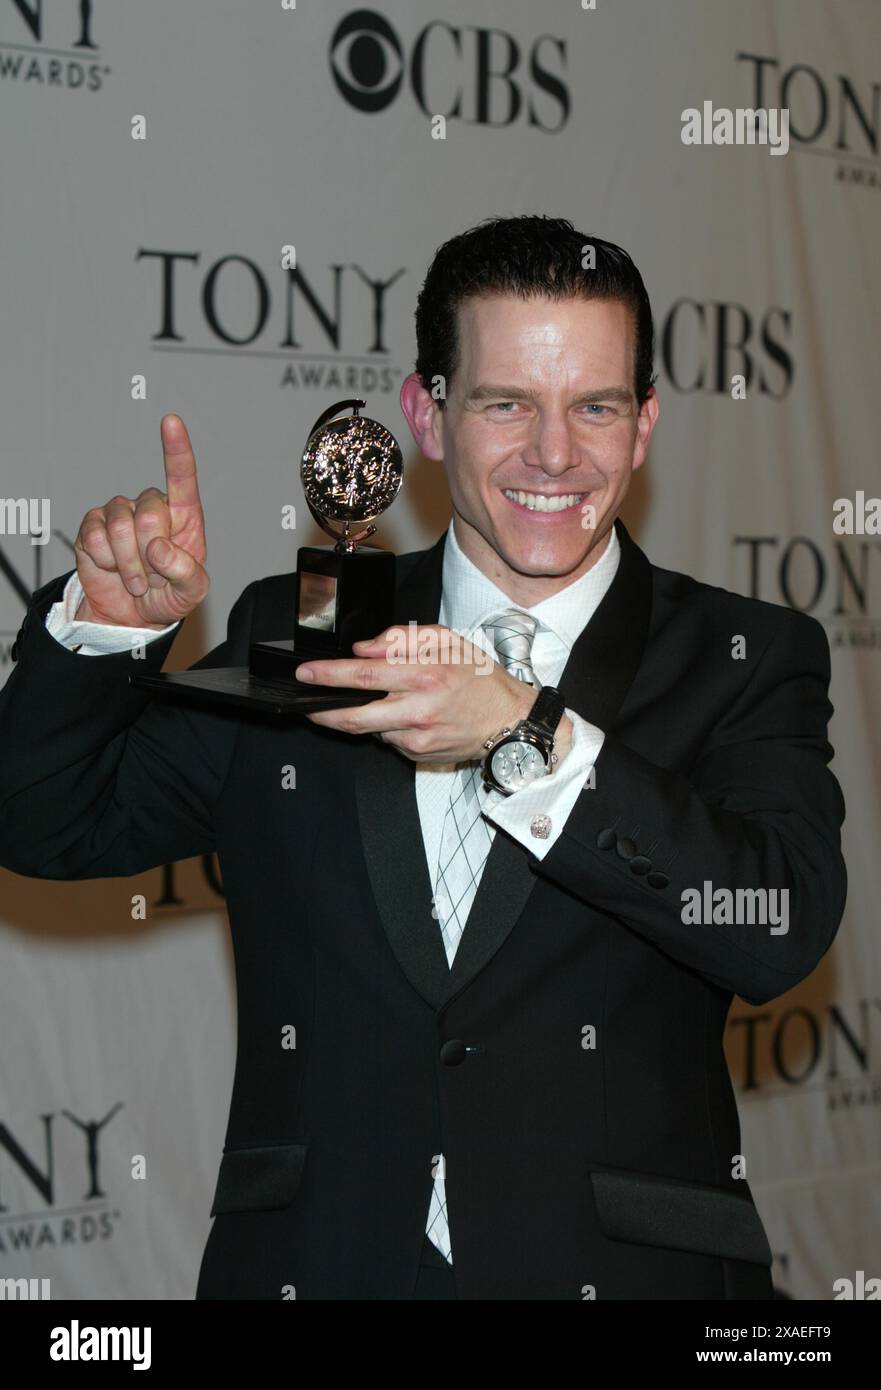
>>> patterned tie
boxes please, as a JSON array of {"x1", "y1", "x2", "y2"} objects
[{"x1": 425, "y1": 608, "x2": 540, "y2": 1263}]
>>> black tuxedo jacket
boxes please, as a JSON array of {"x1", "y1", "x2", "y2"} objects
[{"x1": 0, "y1": 520, "x2": 846, "y2": 1300}]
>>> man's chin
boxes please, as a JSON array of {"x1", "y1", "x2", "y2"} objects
[
  {"x1": 492, "y1": 518, "x2": 613, "y2": 578},
  {"x1": 494, "y1": 542, "x2": 600, "y2": 581}
]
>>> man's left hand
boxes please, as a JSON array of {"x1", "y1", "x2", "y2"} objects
[{"x1": 294, "y1": 624, "x2": 570, "y2": 766}]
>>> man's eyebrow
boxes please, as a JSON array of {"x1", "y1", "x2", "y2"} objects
[{"x1": 466, "y1": 384, "x2": 634, "y2": 405}]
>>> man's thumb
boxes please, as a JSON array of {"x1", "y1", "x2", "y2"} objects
[
  {"x1": 146, "y1": 536, "x2": 206, "y2": 601},
  {"x1": 149, "y1": 538, "x2": 173, "y2": 569}
]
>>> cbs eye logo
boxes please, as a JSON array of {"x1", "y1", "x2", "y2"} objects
[
  {"x1": 330, "y1": 10, "x2": 404, "y2": 114},
  {"x1": 328, "y1": 8, "x2": 570, "y2": 130}
]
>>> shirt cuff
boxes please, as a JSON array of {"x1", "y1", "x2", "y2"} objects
[
  {"x1": 45, "y1": 571, "x2": 180, "y2": 656},
  {"x1": 481, "y1": 710, "x2": 605, "y2": 859}
]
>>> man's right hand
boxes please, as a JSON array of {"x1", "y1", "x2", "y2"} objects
[{"x1": 73, "y1": 414, "x2": 210, "y2": 629}]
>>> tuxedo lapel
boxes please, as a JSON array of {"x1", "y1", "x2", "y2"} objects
[
  {"x1": 441, "y1": 519, "x2": 653, "y2": 1006},
  {"x1": 354, "y1": 533, "x2": 452, "y2": 1009},
  {"x1": 354, "y1": 520, "x2": 653, "y2": 1012}
]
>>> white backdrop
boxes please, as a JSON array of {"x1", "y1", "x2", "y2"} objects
[{"x1": 1, "y1": 0, "x2": 879, "y2": 1299}]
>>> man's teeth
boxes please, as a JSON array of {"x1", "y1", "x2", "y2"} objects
[{"x1": 503, "y1": 489, "x2": 584, "y2": 512}]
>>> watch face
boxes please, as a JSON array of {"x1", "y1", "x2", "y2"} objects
[{"x1": 490, "y1": 738, "x2": 547, "y2": 791}]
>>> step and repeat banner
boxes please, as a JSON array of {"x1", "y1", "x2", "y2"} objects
[{"x1": 1, "y1": 0, "x2": 878, "y2": 1299}]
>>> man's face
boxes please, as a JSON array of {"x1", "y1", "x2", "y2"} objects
[{"x1": 401, "y1": 293, "x2": 659, "y2": 602}]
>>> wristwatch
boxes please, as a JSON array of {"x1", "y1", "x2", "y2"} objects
[{"x1": 480, "y1": 684, "x2": 567, "y2": 796}]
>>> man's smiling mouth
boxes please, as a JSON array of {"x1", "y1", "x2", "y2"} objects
[{"x1": 502, "y1": 488, "x2": 586, "y2": 513}]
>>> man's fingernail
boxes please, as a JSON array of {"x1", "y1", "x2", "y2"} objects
[{"x1": 296, "y1": 664, "x2": 314, "y2": 681}]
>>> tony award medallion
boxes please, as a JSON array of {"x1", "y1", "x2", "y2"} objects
[
  {"x1": 129, "y1": 397, "x2": 404, "y2": 716},
  {"x1": 251, "y1": 398, "x2": 402, "y2": 680}
]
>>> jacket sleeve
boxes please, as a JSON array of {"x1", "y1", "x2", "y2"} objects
[
  {"x1": 528, "y1": 610, "x2": 848, "y2": 1006},
  {"x1": 0, "y1": 569, "x2": 258, "y2": 880}
]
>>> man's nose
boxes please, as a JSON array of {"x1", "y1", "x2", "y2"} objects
[{"x1": 522, "y1": 414, "x2": 581, "y2": 475}]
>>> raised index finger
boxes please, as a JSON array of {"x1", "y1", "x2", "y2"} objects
[{"x1": 160, "y1": 414, "x2": 202, "y2": 515}]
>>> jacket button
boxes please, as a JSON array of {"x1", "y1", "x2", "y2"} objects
[
  {"x1": 647, "y1": 870, "x2": 670, "y2": 889},
  {"x1": 440, "y1": 1039, "x2": 467, "y2": 1067},
  {"x1": 629, "y1": 855, "x2": 651, "y2": 875},
  {"x1": 596, "y1": 828, "x2": 616, "y2": 850},
  {"x1": 616, "y1": 836, "x2": 637, "y2": 860}
]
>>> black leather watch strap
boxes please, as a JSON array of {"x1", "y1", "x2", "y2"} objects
[{"x1": 525, "y1": 684, "x2": 565, "y2": 738}]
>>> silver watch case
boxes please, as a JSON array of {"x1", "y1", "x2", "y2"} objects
[{"x1": 480, "y1": 721, "x2": 559, "y2": 796}]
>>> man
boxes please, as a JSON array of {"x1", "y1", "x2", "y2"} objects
[{"x1": 0, "y1": 216, "x2": 846, "y2": 1300}]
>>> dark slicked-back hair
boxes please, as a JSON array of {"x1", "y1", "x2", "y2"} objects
[{"x1": 414, "y1": 214, "x2": 656, "y2": 409}]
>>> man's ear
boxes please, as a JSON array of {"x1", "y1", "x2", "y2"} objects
[
  {"x1": 631, "y1": 387, "x2": 659, "y2": 473},
  {"x1": 400, "y1": 372, "x2": 444, "y2": 462}
]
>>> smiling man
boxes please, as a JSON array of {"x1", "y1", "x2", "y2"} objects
[
  {"x1": 411, "y1": 295, "x2": 651, "y2": 595},
  {"x1": 0, "y1": 215, "x2": 846, "y2": 1301}
]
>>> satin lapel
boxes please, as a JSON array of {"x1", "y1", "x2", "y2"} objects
[
  {"x1": 354, "y1": 531, "x2": 452, "y2": 1009},
  {"x1": 440, "y1": 519, "x2": 653, "y2": 1007}
]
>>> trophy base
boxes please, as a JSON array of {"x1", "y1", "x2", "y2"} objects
[
  {"x1": 128, "y1": 638, "x2": 386, "y2": 717},
  {"x1": 129, "y1": 538, "x2": 398, "y2": 716}
]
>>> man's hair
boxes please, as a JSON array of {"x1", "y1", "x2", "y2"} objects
[{"x1": 414, "y1": 214, "x2": 657, "y2": 409}]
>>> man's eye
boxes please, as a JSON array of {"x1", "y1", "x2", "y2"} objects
[{"x1": 487, "y1": 401, "x2": 613, "y2": 416}]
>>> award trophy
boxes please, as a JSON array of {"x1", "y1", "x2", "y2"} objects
[{"x1": 129, "y1": 398, "x2": 403, "y2": 715}]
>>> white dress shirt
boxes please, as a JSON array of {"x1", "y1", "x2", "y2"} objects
[
  {"x1": 44, "y1": 570, "x2": 181, "y2": 656},
  {"x1": 416, "y1": 518, "x2": 618, "y2": 863}
]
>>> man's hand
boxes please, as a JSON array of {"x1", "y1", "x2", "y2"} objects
[
  {"x1": 295, "y1": 625, "x2": 573, "y2": 766},
  {"x1": 73, "y1": 414, "x2": 209, "y2": 629}
]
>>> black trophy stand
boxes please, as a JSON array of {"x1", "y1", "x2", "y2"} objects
[{"x1": 128, "y1": 399, "x2": 399, "y2": 716}]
